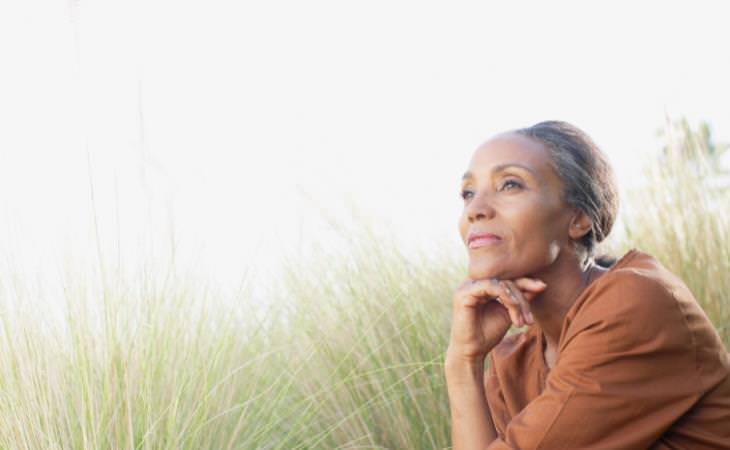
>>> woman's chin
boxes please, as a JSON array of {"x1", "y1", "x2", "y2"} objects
[
  {"x1": 467, "y1": 257, "x2": 534, "y2": 280},
  {"x1": 468, "y1": 260, "x2": 508, "y2": 280}
]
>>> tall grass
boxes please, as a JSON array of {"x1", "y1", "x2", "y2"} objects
[
  {"x1": 613, "y1": 118, "x2": 730, "y2": 345},
  {"x1": 0, "y1": 119, "x2": 727, "y2": 448}
]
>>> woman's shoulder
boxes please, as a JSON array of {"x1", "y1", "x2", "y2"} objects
[
  {"x1": 594, "y1": 248, "x2": 682, "y2": 287},
  {"x1": 562, "y1": 249, "x2": 729, "y2": 383},
  {"x1": 569, "y1": 248, "x2": 688, "y2": 321},
  {"x1": 490, "y1": 250, "x2": 677, "y2": 368}
]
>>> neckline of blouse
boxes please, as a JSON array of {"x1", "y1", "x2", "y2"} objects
[{"x1": 534, "y1": 248, "x2": 643, "y2": 379}]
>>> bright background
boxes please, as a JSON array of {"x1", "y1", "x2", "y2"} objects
[{"x1": 1, "y1": 0, "x2": 728, "y2": 301}]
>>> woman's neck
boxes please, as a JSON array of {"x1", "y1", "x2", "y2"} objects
[{"x1": 529, "y1": 254, "x2": 607, "y2": 351}]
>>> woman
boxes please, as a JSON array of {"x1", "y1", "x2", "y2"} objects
[{"x1": 445, "y1": 121, "x2": 730, "y2": 449}]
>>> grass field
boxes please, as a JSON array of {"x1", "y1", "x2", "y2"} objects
[{"x1": 0, "y1": 120, "x2": 727, "y2": 449}]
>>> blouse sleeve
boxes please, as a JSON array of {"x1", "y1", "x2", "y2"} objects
[
  {"x1": 486, "y1": 271, "x2": 708, "y2": 450},
  {"x1": 484, "y1": 353, "x2": 508, "y2": 440}
]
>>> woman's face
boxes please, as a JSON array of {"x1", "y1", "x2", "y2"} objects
[{"x1": 458, "y1": 132, "x2": 577, "y2": 280}]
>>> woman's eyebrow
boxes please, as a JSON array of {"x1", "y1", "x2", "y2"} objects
[
  {"x1": 491, "y1": 163, "x2": 538, "y2": 177},
  {"x1": 461, "y1": 163, "x2": 538, "y2": 181}
]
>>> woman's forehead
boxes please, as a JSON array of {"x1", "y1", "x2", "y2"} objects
[{"x1": 468, "y1": 132, "x2": 553, "y2": 175}]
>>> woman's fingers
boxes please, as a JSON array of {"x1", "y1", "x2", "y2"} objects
[
  {"x1": 514, "y1": 277, "x2": 548, "y2": 294},
  {"x1": 457, "y1": 279, "x2": 499, "y2": 308},
  {"x1": 461, "y1": 279, "x2": 523, "y2": 327},
  {"x1": 495, "y1": 281, "x2": 524, "y2": 327},
  {"x1": 501, "y1": 280, "x2": 534, "y2": 325},
  {"x1": 513, "y1": 278, "x2": 547, "y2": 304},
  {"x1": 462, "y1": 276, "x2": 546, "y2": 327},
  {"x1": 486, "y1": 279, "x2": 527, "y2": 327}
]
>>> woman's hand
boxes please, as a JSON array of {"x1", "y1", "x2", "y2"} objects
[{"x1": 446, "y1": 277, "x2": 547, "y2": 363}]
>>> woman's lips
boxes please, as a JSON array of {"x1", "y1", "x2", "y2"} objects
[{"x1": 468, "y1": 234, "x2": 502, "y2": 249}]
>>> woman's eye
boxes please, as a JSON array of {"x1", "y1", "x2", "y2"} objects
[
  {"x1": 499, "y1": 180, "x2": 523, "y2": 191},
  {"x1": 460, "y1": 189, "x2": 473, "y2": 200}
]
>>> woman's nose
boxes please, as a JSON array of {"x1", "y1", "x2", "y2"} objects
[{"x1": 466, "y1": 192, "x2": 497, "y2": 223}]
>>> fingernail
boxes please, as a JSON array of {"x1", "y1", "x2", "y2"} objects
[{"x1": 527, "y1": 312, "x2": 534, "y2": 322}]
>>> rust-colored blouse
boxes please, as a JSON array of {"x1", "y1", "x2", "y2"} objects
[{"x1": 485, "y1": 249, "x2": 730, "y2": 449}]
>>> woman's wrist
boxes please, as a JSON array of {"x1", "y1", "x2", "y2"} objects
[
  {"x1": 444, "y1": 349, "x2": 488, "y2": 383},
  {"x1": 444, "y1": 348, "x2": 498, "y2": 448}
]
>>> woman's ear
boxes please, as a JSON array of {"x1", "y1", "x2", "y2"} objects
[{"x1": 568, "y1": 210, "x2": 592, "y2": 240}]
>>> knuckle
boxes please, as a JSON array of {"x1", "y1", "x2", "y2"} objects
[
  {"x1": 452, "y1": 292, "x2": 466, "y2": 305},
  {"x1": 453, "y1": 292, "x2": 477, "y2": 309}
]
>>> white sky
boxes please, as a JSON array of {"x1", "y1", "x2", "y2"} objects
[{"x1": 0, "y1": 0, "x2": 728, "y2": 301}]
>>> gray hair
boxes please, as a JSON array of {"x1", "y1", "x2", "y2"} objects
[{"x1": 514, "y1": 121, "x2": 619, "y2": 266}]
